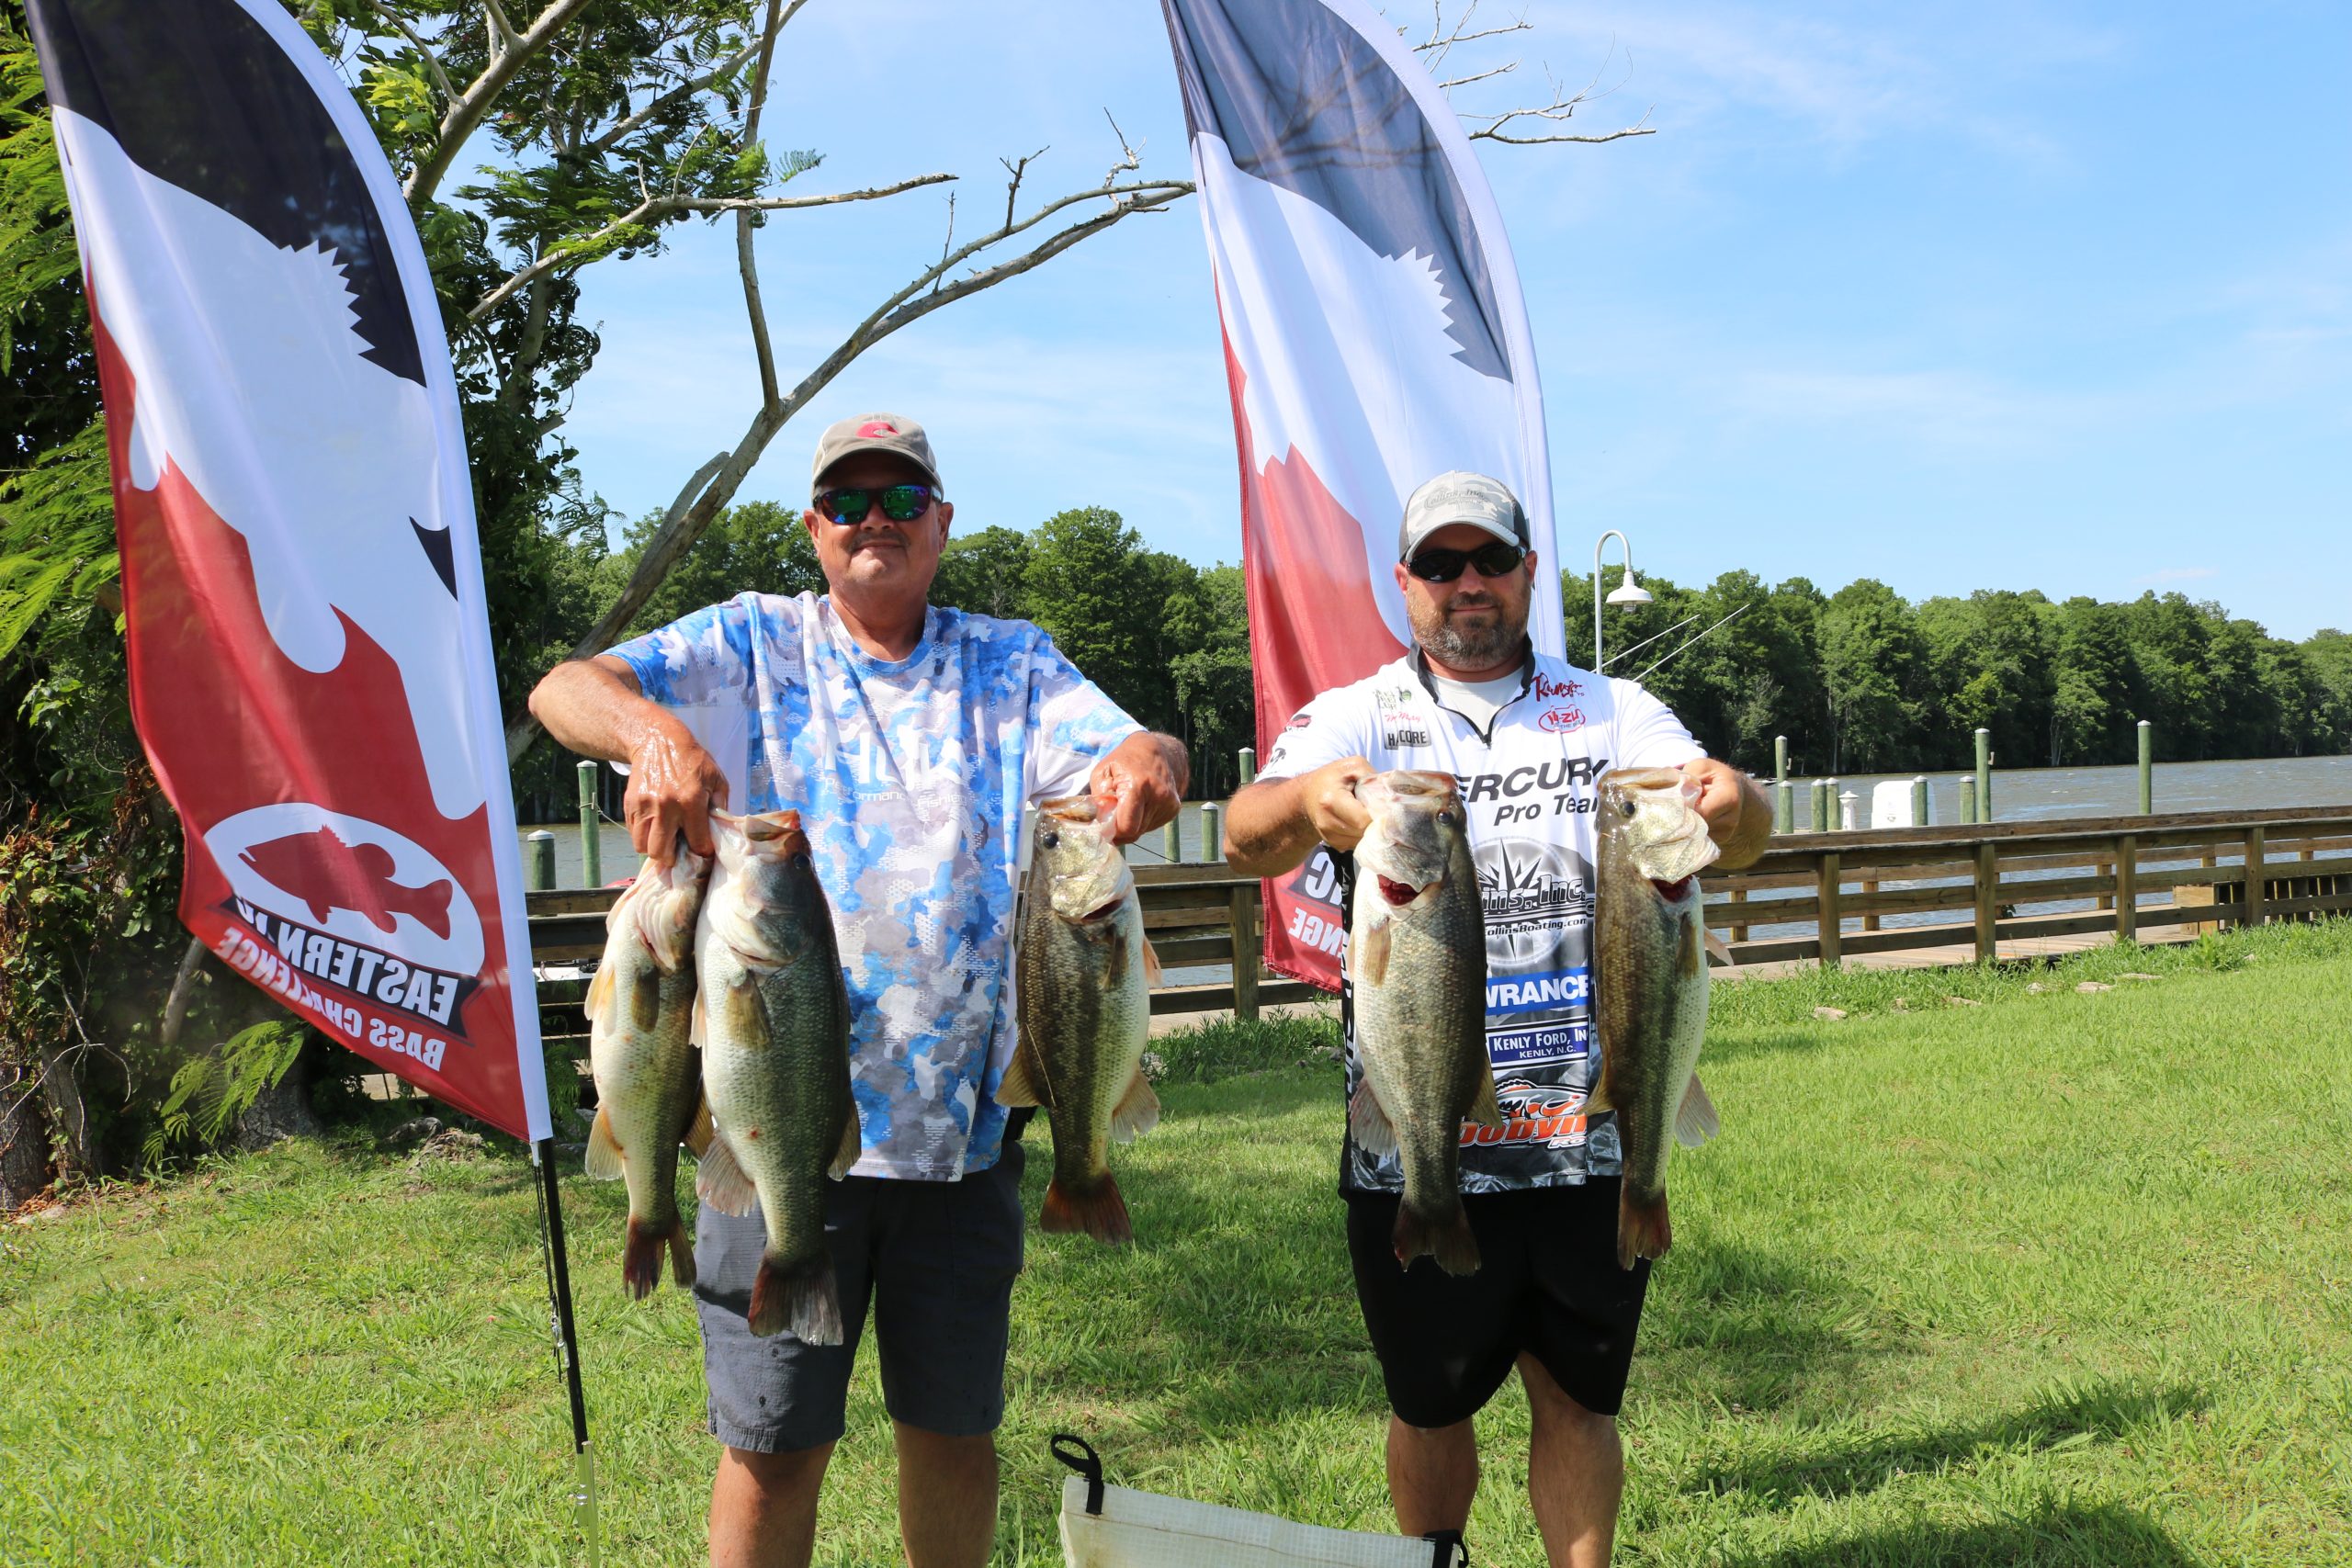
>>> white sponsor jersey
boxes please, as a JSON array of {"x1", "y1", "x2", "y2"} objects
[{"x1": 1258, "y1": 648, "x2": 1703, "y2": 1190}]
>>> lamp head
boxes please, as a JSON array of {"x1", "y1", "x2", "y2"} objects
[{"x1": 1606, "y1": 568, "x2": 1654, "y2": 606}]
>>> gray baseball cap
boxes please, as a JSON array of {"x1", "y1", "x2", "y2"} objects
[
  {"x1": 809, "y1": 412, "x2": 941, "y2": 492},
  {"x1": 1397, "y1": 471, "x2": 1527, "y2": 560}
]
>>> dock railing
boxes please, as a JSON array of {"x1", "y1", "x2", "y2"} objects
[{"x1": 525, "y1": 803, "x2": 2352, "y2": 1040}]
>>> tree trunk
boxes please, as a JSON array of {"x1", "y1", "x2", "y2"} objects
[
  {"x1": 235, "y1": 1043, "x2": 324, "y2": 1152},
  {"x1": 38, "y1": 1043, "x2": 99, "y2": 1184},
  {"x1": 0, "y1": 1059, "x2": 51, "y2": 1210}
]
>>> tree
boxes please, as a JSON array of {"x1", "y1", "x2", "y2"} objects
[
  {"x1": 930, "y1": 526, "x2": 1033, "y2": 622},
  {"x1": 1815, "y1": 580, "x2": 1923, "y2": 773},
  {"x1": 2045, "y1": 596, "x2": 2132, "y2": 765}
]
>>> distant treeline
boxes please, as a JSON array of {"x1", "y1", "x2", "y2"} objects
[
  {"x1": 1562, "y1": 569, "x2": 2352, "y2": 776},
  {"x1": 513, "y1": 504, "x2": 2352, "y2": 811}
]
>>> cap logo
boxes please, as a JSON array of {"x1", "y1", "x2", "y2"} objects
[{"x1": 855, "y1": 420, "x2": 899, "y2": 438}]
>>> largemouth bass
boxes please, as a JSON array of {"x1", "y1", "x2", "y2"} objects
[
  {"x1": 1589, "y1": 767, "x2": 1722, "y2": 1269},
  {"x1": 998, "y1": 795, "x2": 1159, "y2": 1244},
  {"x1": 582, "y1": 848, "x2": 710, "y2": 1299},
  {"x1": 694, "y1": 810, "x2": 860, "y2": 1342},
  {"x1": 1347, "y1": 771, "x2": 1499, "y2": 1275}
]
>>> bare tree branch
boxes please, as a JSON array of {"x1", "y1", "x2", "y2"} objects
[
  {"x1": 406, "y1": 0, "x2": 601, "y2": 206},
  {"x1": 481, "y1": 0, "x2": 521, "y2": 54},
  {"x1": 466, "y1": 175, "x2": 956, "y2": 322},
  {"x1": 734, "y1": 0, "x2": 807, "y2": 412},
  {"x1": 504, "y1": 169, "x2": 1194, "y2": 757},
  {"x1": 1436, "y1": 61, "x2": 1517, "y2": 91},
  {"x1": 999, "y1": 147, "x2": 1048, "y2": 230}
]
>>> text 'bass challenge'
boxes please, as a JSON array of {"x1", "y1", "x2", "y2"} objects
[{"x1": 210, "y1": 898, "x2": 476, "y2": 1070}]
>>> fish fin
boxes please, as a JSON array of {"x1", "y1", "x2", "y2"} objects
[
  {"x1": 1618, "y1": 1190, "x2": 1671, "y2": 1270},
  {"x1": 621, "y1": 1214, "x2": 678, "y2": 1301},
  {"x1": 1674, "y1": 1073, "x2": 1720, "y2": 1148},
  {"x1": 1110, "y1": 1067, "x2": 1160, "y2": 1144},
  {"x1": 628, "y1": 966, "x2": 661, "y2": 1033},
  {"x1": 994, "y1": 1042, "x2": 1048, "y2": 1109},
  {"x1": 828, "y1": 1111, "x2": 863, "y2": 1180},
  {"x1": 749, "y1": 1249, "x2": 843, "y2": 1345},
  {"x1": 1104, "y1": 925, "x2": 1129, "y2": 987},
  {"x1": 695, "y1": 1133, "x2": 758, "y2": 1218},
  {"x1": 689, "y1": 988, "x2": 706, "y2": 1048},
  {"x1": 1581, "y1": 1074, "x2": 1614, "y2": 1116},
  {"x1": 719, "y1": 973, "x2": 770, "y2": 1048},
  {"x1": 1467, "y1": 1068, "x2": 1503, "y2": 1129},
  {"x1": 1394, "y1": 1200, "x2": 1480, "y2": 1277},
  {"x1": 668, "y1": 1224, "x2": 695, "y2": 1289},
  {"x1": 684, "y1": 1093, "x2": 714, "y2": 1159},
  {"x1": 1356, "y1": 919, "x2": 1392, "y2": 987},
  {"x1": 583, "y1": 960, "x2": 616, "y2": 1027},
  {"x1": 583, "y1": 1106, "x2": 626, "y2": 1180},
  {"x1": 1041, "y1": 1172, "x2": 1133, "y2": 1244},
  {"x1": 1704, "y1": 929, "x2": 1735, "y2": 966},
  {"x1": 1679, "y1": 916, "x2": 1705, "y2": 981},
  {"x1": 1348, "y1": 1080, "x2": 1399, "y2": 1158},
  {"x1": 1141, "y1": 937, "x2": 1164, "y2": 987}
]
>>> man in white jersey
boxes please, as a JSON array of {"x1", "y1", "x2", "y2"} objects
[
  {"x1": 1224, "y1": 471, "x2": 1769, "y2": 1568},
  {"x1": 531, "y1": 412, "x2": 1187, "y2": 1568}
]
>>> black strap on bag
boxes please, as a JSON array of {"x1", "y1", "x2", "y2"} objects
[
  {"x1": 1049, "y1": 1432, "x2": 1106, "y2": 1517},
  {"x1": 1422, "y1": 1528, "x2": 1470, "y2": 1566}
]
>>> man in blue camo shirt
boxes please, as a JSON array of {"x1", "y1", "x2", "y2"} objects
[{"x1": 531, "y1": 412, "x2": 1186, "y2": 1568}]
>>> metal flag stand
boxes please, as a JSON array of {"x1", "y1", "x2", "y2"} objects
[{"x1": 530, "y1": 1137, "x2": 603, "y2": 1567}]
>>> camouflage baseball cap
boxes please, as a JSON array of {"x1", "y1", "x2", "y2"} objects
[
  {"x1": 809, "y1": 412, "x2": 941, "y2": 492},
  {"x1": 1398, "y1": 471, "x2": 1527, "y2": 559}
]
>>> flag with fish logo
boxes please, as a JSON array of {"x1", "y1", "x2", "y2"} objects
[
  {"x1": 26, "y1": 0, "x2": 550, "y2": 1141},
  {"x1": 1158, "y1": 0, "x2": 1565, "y2": 990}
]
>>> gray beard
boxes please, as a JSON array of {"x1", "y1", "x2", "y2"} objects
[{"x1": 1412, "y1": 601, "x2": 1525, "y2": 669}]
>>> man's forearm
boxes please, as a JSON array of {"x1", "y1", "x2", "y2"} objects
[
  {"x1": 1713, "y1": 773, "x2": 1773, "y2": 871},
  {"x1": 1223, "y1": 777, "x2": 1320, "y2": 879},
  {"x1": 528, "y1": 656, "x2": 681, "y2": 762}
]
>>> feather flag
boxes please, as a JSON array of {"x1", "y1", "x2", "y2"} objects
[
  {"x1": 1159, "y1": 0, "x2": 1564, "y2": 990},
  {"x1": 27, "y1": 0, "x2": 549, "y2": 1142}
]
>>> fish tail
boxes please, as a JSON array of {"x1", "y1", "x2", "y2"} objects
[
  {"x1": 414, "y1": 878, "x2": 454, "y2": 940},
  {"x1": 667, "y1": 1222, "x2": 696, "y2": 1288},
  {"x1": 621, "y1": 1214, "x2": 680, "y2": 1301},
  {"x1": 1040, "y1": 1172, "x2": 1133, "y2": 1245},
  {"x1": 1392, "y1": 1198, "x2": 1480, "y2": 1277},
  {"x1": 1618, "y1": 1188, "x2": 1671, "y2": 1270},
  {"x1": 749, "y1": 1248, "x2": 843, "y2": 1345}
]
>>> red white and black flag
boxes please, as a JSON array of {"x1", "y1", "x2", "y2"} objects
[
  {"x1": 1159, "y1": 0, "x2": 1565, "y2": 989},
  {"x1": 28, "y1": 0, "x2": 550, "y2": 1141}
]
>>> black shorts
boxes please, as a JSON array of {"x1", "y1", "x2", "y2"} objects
[
  {"x1": 693, "y1": 1141, "x2": 1025, "y2": 1452},
  {"x1": 1345, "y1": 1177, "x2": 1650, "y2": 1428}
]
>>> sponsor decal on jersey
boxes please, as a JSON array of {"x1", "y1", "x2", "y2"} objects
[
  {"x1": 1460, "y1": 1077, "x2": 1589, "y2": 1148},
  {"x1": 1384, "y1": 726, "x2": 1431, "y2": 748},
  {"x1": 1532, "y1": 671, "x2": 1584, "y2": 702},
  {"x1": 1487, "y1": 1020, "x2": 1589, "y2": 1067},
  {"x1": 1536, "y1": 705, "x2": 1588, "y2": 733},
  {"x1": 1284, "y1": 711, "x2": 1314, "y2": 731},
  {"x1": 1484, "y1": 964, "x2": 1591, "y2": 1016}
]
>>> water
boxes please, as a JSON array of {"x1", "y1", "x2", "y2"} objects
[
  {"x1": 1782, "y1": 754, "x2": 2352, "y2": 827},
  {"x1": 520, "y1": 755, "x2": 2352, "y2": 975}
]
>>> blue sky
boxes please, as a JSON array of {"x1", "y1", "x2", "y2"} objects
[{"x1": 560, "y1": 0, "x2": 2349, "y2": 640}]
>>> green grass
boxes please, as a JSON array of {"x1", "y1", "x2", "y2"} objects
[{"x1": 6, "y1": 920, "x2": 2351, "y2": 1565}]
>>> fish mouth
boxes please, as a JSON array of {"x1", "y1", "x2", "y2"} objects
[
  {"x1": 1376, "y1": 875, "x2": 1424, "y2": 907},
  {"x1": 1651, "y1": 875, "x2": 1694, "y2": 900}
]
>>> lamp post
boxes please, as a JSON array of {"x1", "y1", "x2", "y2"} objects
[{"x1": 1591, "y1": 529, "x2": 1653, "y2": 674}]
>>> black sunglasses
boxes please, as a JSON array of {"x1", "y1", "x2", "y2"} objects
[
  {"x1": 1407, "y1": 539, "x2": 1527, "y2": 582},
  {"x1": 814, "y1": 483, "x2": 936, "y2": 525}
]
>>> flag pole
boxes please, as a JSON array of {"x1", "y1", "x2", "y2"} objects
[{"x1": 532, "y1": 1137, "x2": 603, "y2": 1567}]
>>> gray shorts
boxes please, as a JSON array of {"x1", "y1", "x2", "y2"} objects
[{"x1": 693, "y1": 1141, "x2": 1025, "y2": 1453}]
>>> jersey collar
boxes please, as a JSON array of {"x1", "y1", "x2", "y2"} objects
[{"x1": 1409, "y1": 640, "x2": 1536, "y2": 745}]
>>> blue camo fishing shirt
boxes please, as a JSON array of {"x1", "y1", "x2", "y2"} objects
[{"x1": 606, "y1": 591, "x2": 1141, "y2": 1180}]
